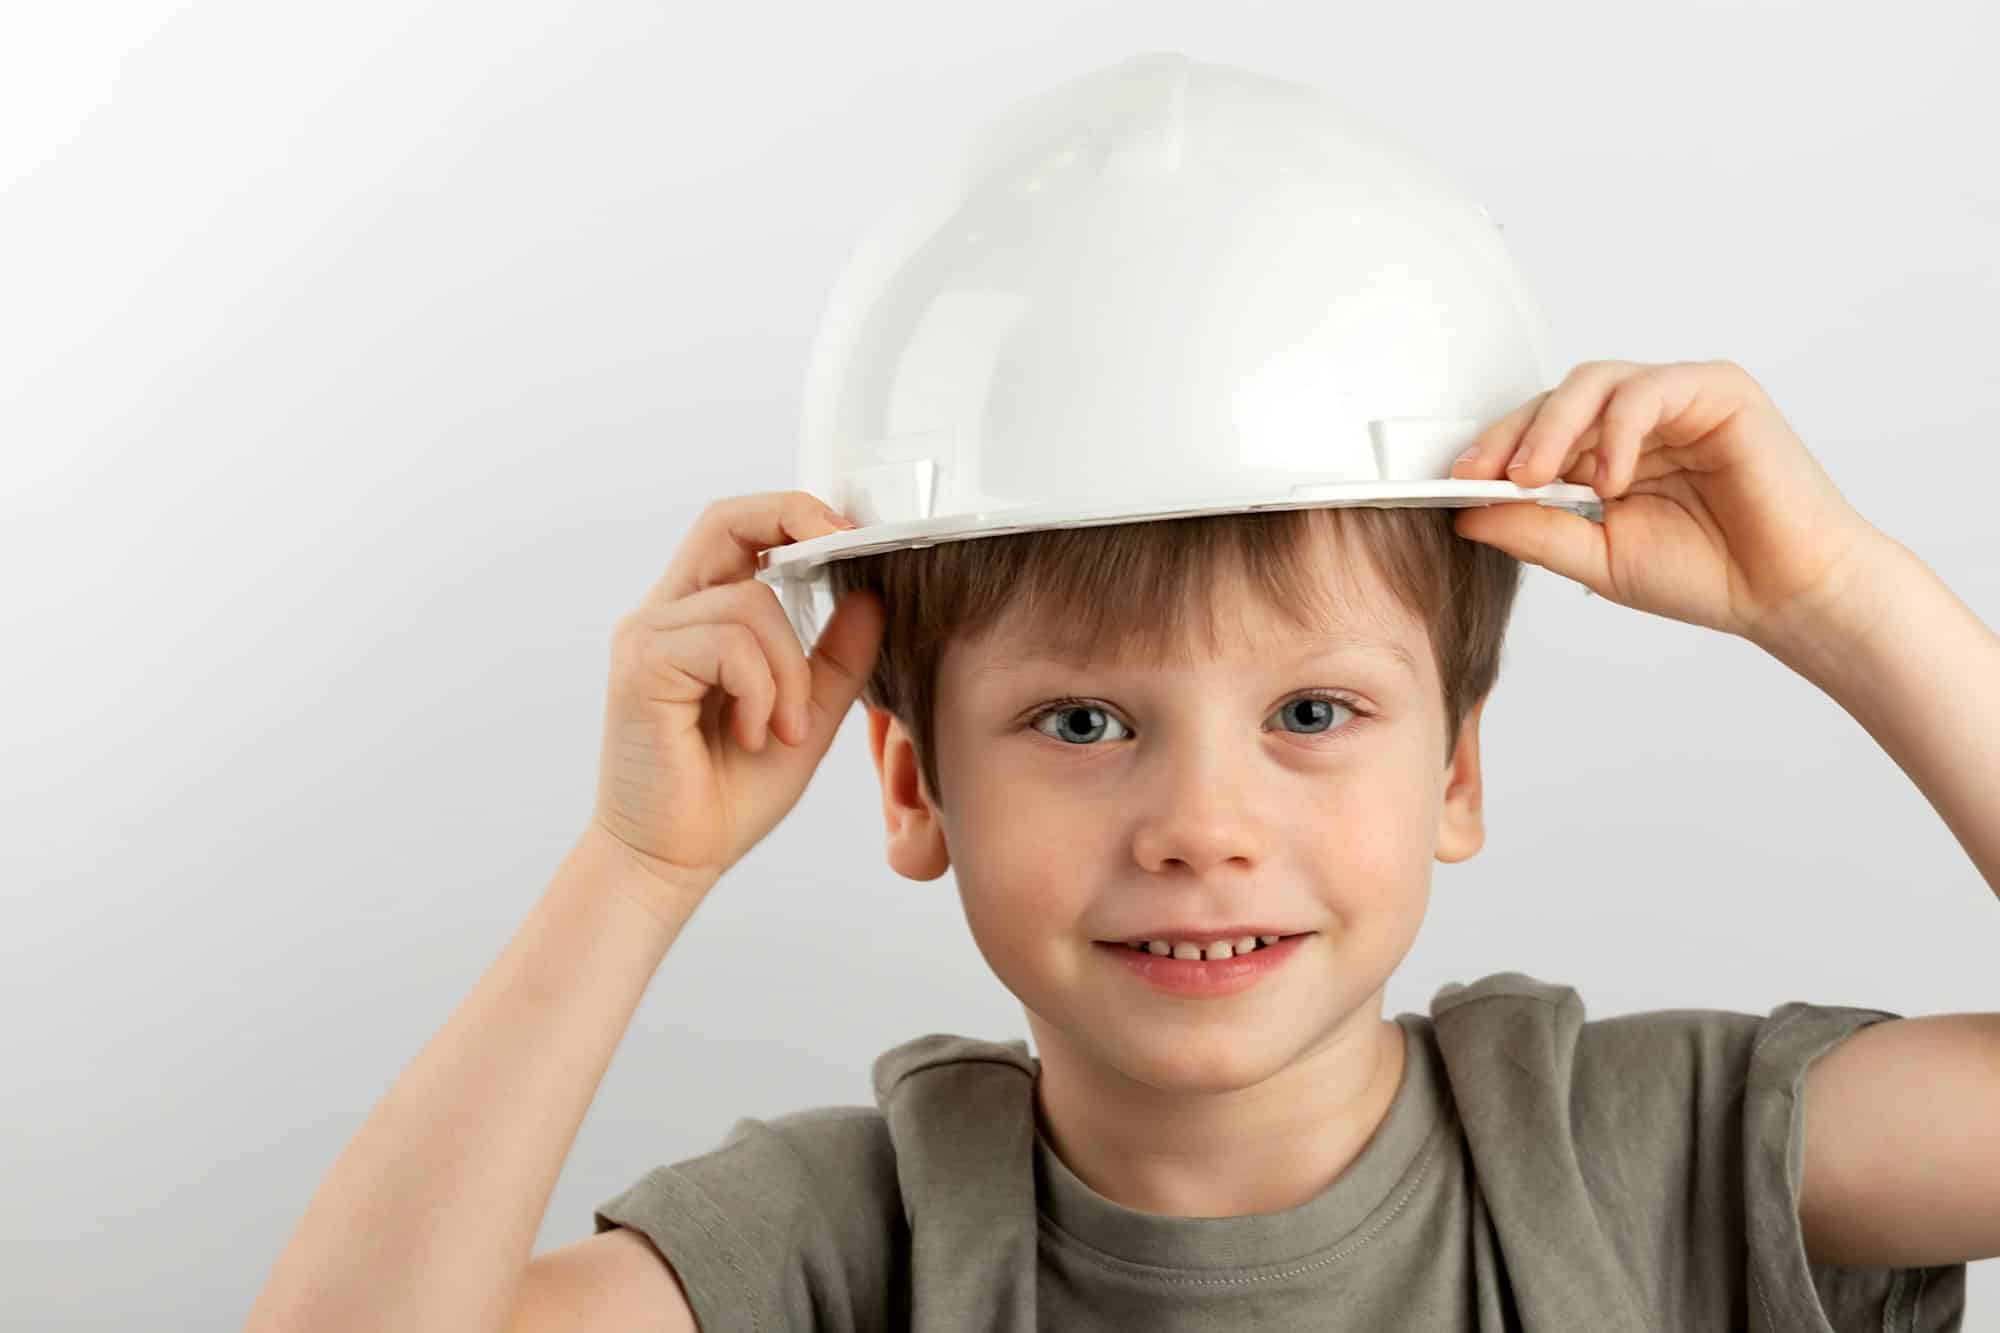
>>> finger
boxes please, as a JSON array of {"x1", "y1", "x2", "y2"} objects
[
  {"x1": 1448, "y1": 360, "x2": 1638, "y2": 483},
  {"x1": 796, "y1": 585, "x2": 886, "y2": 760},
  {"x1": 1561, "y1": 431, "x2": 1604, "y2": 487},
  {"x1": 1562, "y1": 421, "x2": 1653, "y2": 494},
  {"x1": 1453, "y1": 500, "x2": 1614, "y2": 598},
  {"x1": 647, "y1": 619, "x2": 779, "y2": 752},
  {"x1": 1586, "y1": 359, "x2": 1773, "y2": 498},
  {"x1": 1591, "y1": 373, "x2": 1671, "y2": 499},
  {"x1": 652, "y1": 491, "x2": 854, "y2": 605},
  {"x1": 1498, "y1": 361, "x2": 1640, "y2": 488},
  {"x1": 642, "y1": 578, "x2": 814, "y2": 748},
  {"x1": 1449, "y1": 391, "x2": 1551, "y2": 480},
  {"x1": 1566, "y1": 441, "x2": 1680, "y2": 490}
]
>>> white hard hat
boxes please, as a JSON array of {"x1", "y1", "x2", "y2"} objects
[{"x1": 756, "y1": 50, "x2": 1599, "y2": 644}]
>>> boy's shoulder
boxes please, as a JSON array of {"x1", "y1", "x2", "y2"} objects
[
  {"x1": 1426, "y1": 968, "x2": 1900, "y2": 1064},
  {"x1": 870, "y1": 1031, "x2": 1037, "y2": 1106},
  {"x1": 1430, "y1": 968, "x2": 1581, "y2": 1015},
  {"x1": 1424, "y1": 970, "x2": 1766, "y2": 1117},
  {"x1": 1425, "y1": 969, "x2": 1908, "y2": 1107},
  {"x1": 722, "y1": 1033, "x2": 1035, "y2": 1186}
]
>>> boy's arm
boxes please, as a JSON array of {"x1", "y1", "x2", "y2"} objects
[
  {"x1": 244, "y1": 826, "x2": 691, "y2": 1333},
  {"x1": 1746, "y1": 530, "x2": 2000, "y2": 1269},
  {"x1": 1750, "y1": 530, "x2": 2000, "y2": 901}
]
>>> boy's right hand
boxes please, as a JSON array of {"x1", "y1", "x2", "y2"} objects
[{"x1": 589, "y1": 491, "x2": 883, "y2": 919}]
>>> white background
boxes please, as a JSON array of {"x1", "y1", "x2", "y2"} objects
[{"x1": 4, "y1": 2, "x2": 1996, "y2": 1326}]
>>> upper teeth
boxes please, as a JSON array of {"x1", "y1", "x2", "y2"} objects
[{"x1": 1130, "y1": 935, "x2": 1282, "y2": 960}]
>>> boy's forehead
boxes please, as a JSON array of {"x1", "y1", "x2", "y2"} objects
[
  {"x1": 966, "y1": 570, "x2": 1422, "y2": 677},
  {"x1": 969, "y1": 619, "x2": 1420, "y2": 678}
]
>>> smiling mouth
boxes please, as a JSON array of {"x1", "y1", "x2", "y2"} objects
[{"x1": 1096, "y1": 931, "x2": 1314, "y2": 956}]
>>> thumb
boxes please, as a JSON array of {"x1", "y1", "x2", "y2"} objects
[
  {"x1": 1453, "y1": 502, "x2": 1612, "y2": 598},
  {"x1": 796, "y1": 586, "x2": 886, "y2": 760}
]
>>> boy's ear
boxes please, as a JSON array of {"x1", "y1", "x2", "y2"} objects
[
  {"x1": 1435, "y1": 694, "x2": 1488, "y2": 865},
  {"x1": 865, "y1": 706, "x2": 952, "y2": 881}
]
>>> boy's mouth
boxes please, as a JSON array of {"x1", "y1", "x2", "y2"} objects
[{"x1": 1094, "y1": 931, "x2": 1313, "y2": 961}]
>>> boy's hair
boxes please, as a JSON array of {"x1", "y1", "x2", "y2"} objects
[{"x1": 826, "y1": 506, "x2": 1523, "y2": 809}]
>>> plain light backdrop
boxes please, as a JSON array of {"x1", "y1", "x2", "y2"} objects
[{"x1": 4, "y1": 2, "x2": 1996, "y2": 1327}]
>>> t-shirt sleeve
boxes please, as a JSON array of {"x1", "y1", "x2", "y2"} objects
[
  {"x1": 1574, "y1": 995, "x2": 1968, "y2": 1331},
  {"x1": 1734, "y1": 1000, "x2": 1966, "y2": 1330},
  {"x1": 592, "y1": 1105, "x2": 907, "y2": 1333},
  {"x1": 1431, "y1": 973, "x2": 1968, "y2": 1332}
]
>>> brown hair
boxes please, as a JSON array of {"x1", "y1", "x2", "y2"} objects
[{"x1": 825, "y1": 505, "x2": 1521, "y2": 809}]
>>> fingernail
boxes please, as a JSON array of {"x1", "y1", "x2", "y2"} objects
[
  {"x1": 1453, "y1": 446, "x2": 1481, "y2": 468},
  {"x1": 828, "y1": 513, "x2": 858, "y2": 530},
  {"x1": 1506, "y1": 446, "x2": 1530, "y2": 471}
]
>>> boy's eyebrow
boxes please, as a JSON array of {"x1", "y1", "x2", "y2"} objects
[{"x1": 975, "y1": 628, "x2": 1418, "y2": 678}]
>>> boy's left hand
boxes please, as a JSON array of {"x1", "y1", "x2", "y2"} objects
[{"x1": 1447, "y1": 359, "x2": 1885, "y2": 649}]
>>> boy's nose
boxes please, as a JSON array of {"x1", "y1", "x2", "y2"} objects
[{"x1": 1129, "y1": 759, "x2": 1267, "y2": 877}]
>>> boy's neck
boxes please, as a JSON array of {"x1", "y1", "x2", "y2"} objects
[{"x1": 1028, "y1": 1013, "x2": 1409, "y2": 1219}]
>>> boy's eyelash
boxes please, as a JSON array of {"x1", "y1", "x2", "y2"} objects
[{"x1": 1024, "y1": 690, "x2": 1372, "y2": 739}]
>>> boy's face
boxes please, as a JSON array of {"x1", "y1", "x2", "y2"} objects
[{"x1": 864, "y1": 525, "x2": 1487, "y2": 1096}]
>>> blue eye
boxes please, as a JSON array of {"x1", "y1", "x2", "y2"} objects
[
  {"x1": 1034, "y1": 703, "x2": 1127, "y2": 745},
  {"x1": 1027, "y1": 693, "x2": 1363, "y2": 746},
  {"x1": 1277, "y1": 695, "x2": 1343, "y2": 734}
]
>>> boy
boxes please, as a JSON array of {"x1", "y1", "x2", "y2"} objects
[{"x1": 246, "y1": 360, "x2": 1994, "y2": 1330}]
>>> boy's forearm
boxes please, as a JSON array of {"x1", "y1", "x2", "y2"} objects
[
  {"x1": 1752, "y1": 532, "x2": 2000, "y2": 902},
  {"x1": 244, "y1": 827, "x2": 692, "y2": 1333}
]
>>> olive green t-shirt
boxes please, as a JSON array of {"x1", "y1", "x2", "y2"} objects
[{"x1": 593, "y1": 971, "x2": 1966, "y2": 1330}]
